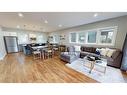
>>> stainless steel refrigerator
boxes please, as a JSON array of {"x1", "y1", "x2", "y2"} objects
[{"x1": 4, "y1": 36, "x2": 18, "y2": 53}]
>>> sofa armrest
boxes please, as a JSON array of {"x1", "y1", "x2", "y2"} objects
[
  {"x1": 107, "y1": 50, "x2": 122, "y2": 68},
  {"x1": 111, "y1": 50, "x2": 122, "y2": 60}
]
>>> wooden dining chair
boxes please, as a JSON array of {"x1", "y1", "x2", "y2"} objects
[
  {"x1": 32, "y1": 48, "x2": 41, "y2": 60},
  {"x1": 44, "y1": 45, "x2": 54, "y2": 59},
  {"x1": 29, "y1": 46, "x2": 41, "y2": 59}
]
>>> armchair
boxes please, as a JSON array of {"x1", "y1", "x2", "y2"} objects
[{"x1": 60, "y1": 46, "x2": 80, "y2": 63}]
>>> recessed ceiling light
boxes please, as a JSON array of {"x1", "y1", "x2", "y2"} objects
[
  {"x1": 16, "y1": 25, "x2": 20, "y2": 28},
  {"x1": 18, "y1": 13, "x2": 24, "y2": 17},
  {"x1": 58, "y1": 24, "x2": 62, "y2": 27},
  {"x1": 94, "y1": 13, "x2": 98, "y2": 17},
  {"x1": 44, "y1": 20, "x2": 48, "y2": 24}
]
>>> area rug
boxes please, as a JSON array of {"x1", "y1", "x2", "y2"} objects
[{"x1": 66, "y1": 58, "x2": 127, "y2": 83}]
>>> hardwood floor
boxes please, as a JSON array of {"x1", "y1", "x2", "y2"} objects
[{"x1": 0, "y1": 53, "x2": 97, "y2": 83}]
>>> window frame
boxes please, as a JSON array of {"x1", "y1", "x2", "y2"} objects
[
  {"x1": 69, "y1": 26, "x2": 117, "y2": 46},
  {"x1": 86, "y1": 29, "x2": 98, "y2": 44},
  {"x1": 69, "y1": 32, "x2": 78, "y2": 43},
  {"x1": 97, "y1": 26, "x2": 117, "y2": 46},
  {"x1": 77, "y1": 31, "x2": 86, "y2": 44}
]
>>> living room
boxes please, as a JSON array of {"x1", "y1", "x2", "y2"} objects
[
  {"x1": 49, "y1": 14, "x2": 127, "y2": 82},
  {"x1": 1, "y1": 0, "x2": 127, "y2": 95},
  {"x1": 0, "y1": 12, "x2": 127, "y2": 83}
]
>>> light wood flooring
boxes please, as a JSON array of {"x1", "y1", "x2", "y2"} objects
[{"x1": 0, "y1": 53, "x2": 97, "y2": 83}]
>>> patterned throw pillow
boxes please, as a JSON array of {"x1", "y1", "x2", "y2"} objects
[{"x1": 95, "y1": 48, "x2": 101, "y2": 55}]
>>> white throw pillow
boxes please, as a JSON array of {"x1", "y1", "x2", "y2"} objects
[
  {"x1": 100, "y1": 48, "x2": 109, "y2": 56},
  {"x1": 106, "y1": 49, "x2": 116, "y2": 57},
  {"x1": 74, "y1": 45, "x2": 81, "y2": 52}
]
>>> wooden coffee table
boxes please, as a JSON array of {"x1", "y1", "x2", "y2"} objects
[{"x1": 83, "y1": 56, "x2": 107, "y2": 74}]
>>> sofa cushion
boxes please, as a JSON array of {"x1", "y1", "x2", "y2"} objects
[
  {"x1": 74, "y1": 45, "x2": 81, "y2": 52},
  {"x1": 67, "y1": 46, "x2": 75, "y2": 52},
  {"x1": 60, "y1": 49, "x2": 80, "y2": 63},
  {"x1": 80, "y1": 51, "x2": 100, "y2": 57},
  {"x1": 81, "y1": 46, "x2": 96, "y2": 53},
  {"x1": 102, "y1": 56, "x2": 114, "y2": 62}
]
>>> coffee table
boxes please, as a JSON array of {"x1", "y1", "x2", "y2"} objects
[{"x1": 83, "y1": 56, "x2": 107, "y2": 74}]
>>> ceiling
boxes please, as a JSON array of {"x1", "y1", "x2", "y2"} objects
[{"x1": 0, "y1": 12, "x2": 127, "y2": 32}]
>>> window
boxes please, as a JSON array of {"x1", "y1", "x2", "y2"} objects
[
  {"x1": 99, "y1": 27, "x2": 116, "y2": 45},
  {"x1": 78, "y1": 32, "x2": 86, "y2": 43},
  {"x1": 87, "y1": 31, "x2": 97, "y2": 43},
  {"x1": 70, "y1": 33, "x2": 77, "y2": 43},
  {"x1": 69, "y1": 26, "x2": 117, "y2": 46}
]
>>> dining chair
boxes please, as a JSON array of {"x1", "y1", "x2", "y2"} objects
[
  {"x1": 32, "y1": 48, "x2": 41, "y2": 60},
  {"x1": 44, "y1": 46, "x2": 53, "y2": 59},
  {"x1": 29, "y1": 46, "x2": 41, "y2": 59},
  {"x1": 52, "y1": 44, "x2": 59, "y2": 55},
  {"x1": 41, "y1": 49, "x2": 45, "y2": 59}
]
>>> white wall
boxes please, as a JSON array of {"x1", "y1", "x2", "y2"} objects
[
  {"x1": 49, "y1": 16, "x2": 127, "y2": 50},
  {"x1": 0, "y1": 28, "x2": 6, "y2": 60},
  {"x1": 48, "y1": 32, "x2": 60, "y2": 43},
  {"x1": 0, "y1": 27, "x2": 48, "y2": 60},
  {"x1": 16, "y1": 31, "x2": 48, "y2": 44},
  {"x1": 2, "y1": 28, "x2": 48, "y2": 44}
]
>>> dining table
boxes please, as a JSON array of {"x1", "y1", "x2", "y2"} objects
[{"x1": 31, "y1": 45, "x2": 48, "y2": 50}]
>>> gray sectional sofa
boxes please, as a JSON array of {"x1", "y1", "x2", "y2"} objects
[{"x1": 60, "y1": 46, "x2": 122, "y2": 68}]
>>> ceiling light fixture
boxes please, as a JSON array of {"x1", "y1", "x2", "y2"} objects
[
  {"x1": 44, "y1": 20, "x2": 48, "y2": 24},
  {"x1": 94, "y1": 13, "x2": 98, "y2": 17},
  {"x1": 18, "y1": 13, "x2": 24, "y2": 17},
  {"x1": 58, "y1": 24, "x2": 62, "y2": 27}
]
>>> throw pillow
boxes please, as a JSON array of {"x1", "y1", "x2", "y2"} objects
[
  {"x1": 100, "y1": 48, "x2": 109, "y2": 56},
  {"x1": 74, "y1": 45, "x2": 81, "y2": 52},
  {"x1": 106, "y1": 49, "x2": 116, "y2": 57},
  {"x1": 95, "y1": 48, "x2": 101, "y2": 55}
]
